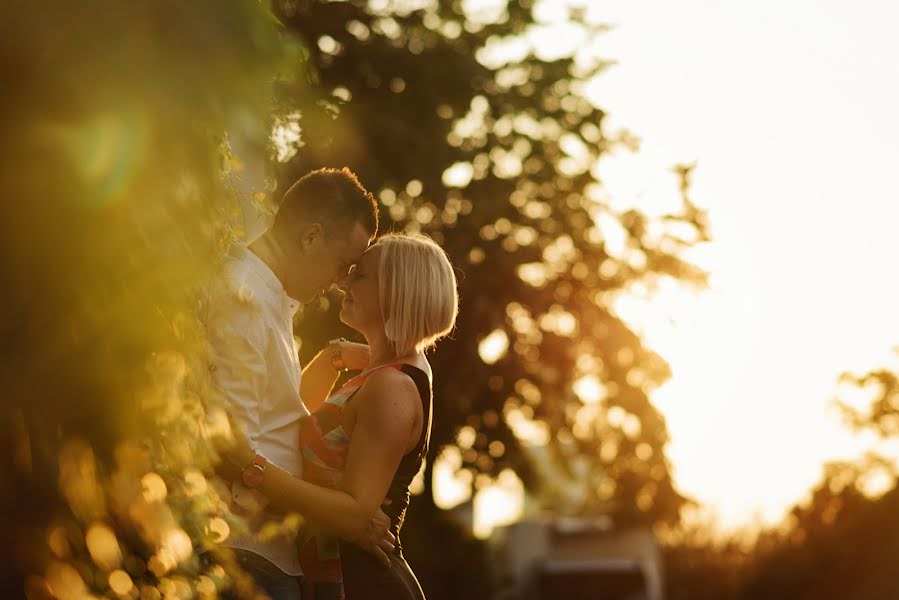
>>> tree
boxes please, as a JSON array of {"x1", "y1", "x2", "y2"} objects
[
  {"x1": 275, "y1": 0, "x2": 708, "y2": 530},
  {"x1": 0, "y1": 1, "x2": 298, "y2": 596}
]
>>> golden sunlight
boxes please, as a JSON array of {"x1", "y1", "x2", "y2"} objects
[
  {"x1": 473, "y1": 470, "x2": 525, "y2": 539},
  {"x1": 478, "y1": 328, "x2": 509, "y2": 364}
]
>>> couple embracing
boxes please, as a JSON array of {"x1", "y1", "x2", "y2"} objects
[{"x1": 206, "y1": 167, "x2": 458, "y2": 599}]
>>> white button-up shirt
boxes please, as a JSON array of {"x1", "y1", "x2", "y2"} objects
[{"x1": 206, "y1": 244, "x2": 309, "y2": 576}]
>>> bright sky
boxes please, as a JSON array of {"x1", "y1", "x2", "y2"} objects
[{"x1": 587, "y1": 0, "x2": 899, "y2": 530}]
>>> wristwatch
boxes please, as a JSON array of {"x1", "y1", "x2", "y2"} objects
[
  {"x1": 241, "y1": 453, "x2": 268, "y2": 489},
  {"x1": 328, "y1": 337, "x2": 349, "y2": 372}
]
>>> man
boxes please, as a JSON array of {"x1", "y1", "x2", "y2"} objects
[{"x1": 206, "y1": 167, "x2": 387, "y2": 600}]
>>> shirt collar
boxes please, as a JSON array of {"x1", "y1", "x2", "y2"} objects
[
  {"x1": 233, "y1": 245, "x2": 301, "y2": 315},
  {"x1": 234, "y1": 244, "x2": 282, "y2": 292}
]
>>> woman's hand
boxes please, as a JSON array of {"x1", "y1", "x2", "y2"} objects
[{"x1": 339, "y1": 341, "x2": 371, "y2": 371}]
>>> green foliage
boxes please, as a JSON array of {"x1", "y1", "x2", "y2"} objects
[
  {"x1": 0, "y1": 1, "x2": 298, "y2": 596},
  {"x1": 276, "y1": 0, "x2": 708, "y2": 531}
]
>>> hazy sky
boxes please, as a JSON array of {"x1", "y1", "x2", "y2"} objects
[{"x1": 585, "y1": 0, "x2": 899, "y2": 528}]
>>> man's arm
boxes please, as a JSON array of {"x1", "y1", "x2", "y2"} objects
[
  {"x1": 300, "y1": 341, "x2": 370, "y2": 413},
  {"x1": 206, "y1": 292, "x2": 267, "y2": 437},
  {"x1": 205, "y1": 287, "x2": 270, "y2": 509},
  {"x1": 299, "y1": 349, "x2": 341, "y2": 414}
]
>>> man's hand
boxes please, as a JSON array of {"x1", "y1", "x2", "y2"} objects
[
  {"x1": 207, "y1": 410, "x2": 255, "y2": 473},
  {"x1": 352, "y1": 509, "x2": 396, "y2": 568}
]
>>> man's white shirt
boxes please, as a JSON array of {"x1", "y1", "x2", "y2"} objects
[{"x1": 206, "y1": 244, "x2": 308, "y2": 576}]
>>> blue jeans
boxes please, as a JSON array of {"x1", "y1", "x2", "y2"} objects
[{"x1": 228, "y1": 549, "x2": 302, "y2": 600}]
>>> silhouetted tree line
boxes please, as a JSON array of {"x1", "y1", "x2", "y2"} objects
[{"x1": 665, "y1": 355, "x2": 899, "y2": 600}]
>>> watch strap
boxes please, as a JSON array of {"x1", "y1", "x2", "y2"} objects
[
  {"x1": 241, "y1": 452, "x2": 267, "y2": 488},
  {"x1": 328, "y1": 337, "x2": 349, "y2": 371}
]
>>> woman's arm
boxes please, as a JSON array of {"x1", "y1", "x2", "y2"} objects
[
  {"x1": 300, "y1": 341, "x2": 370, "y2": 413},
  {"x1": 229, "y1": 367, "x2": 419, "y2": 546}
]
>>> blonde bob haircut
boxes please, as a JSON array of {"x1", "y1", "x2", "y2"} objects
[{"x1": 376, "y1": 233, "x2": 459, "y2": 356}]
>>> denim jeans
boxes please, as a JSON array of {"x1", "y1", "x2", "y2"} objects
[{"x1": 227, "y1": 549, "x2": 302, "y2": 600}]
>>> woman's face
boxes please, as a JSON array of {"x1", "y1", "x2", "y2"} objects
[{"x1": 338, "y1": 246, "x2": 382, "y2": 333}]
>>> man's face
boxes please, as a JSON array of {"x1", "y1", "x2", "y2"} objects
[{"x1": 284, "y1": 220, "x2": 371, "y2": 303}]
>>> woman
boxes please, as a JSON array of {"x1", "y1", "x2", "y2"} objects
[{"x1": 227, "y1": 232, "x2": 458, "y2": 599}]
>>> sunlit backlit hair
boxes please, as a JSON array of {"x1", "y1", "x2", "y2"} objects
[
  {"x1": 274, "y1": 167, "x2": 379, "y2": 241},
  {"x1": 376, "y1": 233, "x2": 459, "y2": 356}
]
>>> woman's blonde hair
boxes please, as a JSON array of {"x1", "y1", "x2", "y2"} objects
[{"x1": 376, "y1": 233, "x2": 459, "y2": 356}]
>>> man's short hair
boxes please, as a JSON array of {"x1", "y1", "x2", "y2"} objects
[{"x1": 274, "y1": 167, "x2": 379, "y2": 240}]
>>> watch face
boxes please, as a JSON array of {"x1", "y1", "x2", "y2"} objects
[{"x1": 242, "y1": 465, "x2": 264, "y2": 488}]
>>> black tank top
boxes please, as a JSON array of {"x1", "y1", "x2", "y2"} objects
[{"x1": 382, "y1": 363, "x2": 432, "y2": 545}]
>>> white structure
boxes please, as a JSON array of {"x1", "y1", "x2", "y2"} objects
[{"x1": 492, "y1": 517, "x2": 664, "y2": 600}]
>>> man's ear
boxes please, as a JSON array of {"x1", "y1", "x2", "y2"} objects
[{"x1": 298, "y1": 222, "x2": 325, "y2": 254}]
